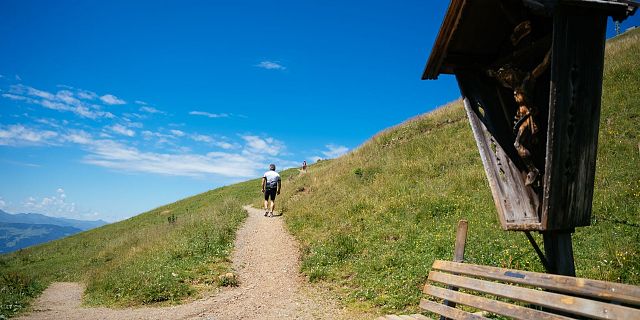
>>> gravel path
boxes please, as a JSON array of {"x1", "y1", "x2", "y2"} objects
[{"x1": 19, "y1": 205, "x2": 355, "y2": 320}]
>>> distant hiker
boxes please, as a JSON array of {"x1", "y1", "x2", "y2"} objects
[
  {"x1": 302, "y1": 160, "x2": 307, "y2": 172},
  {"x1": 261, "y1": 163, "x2": 281, "y2": 217}
]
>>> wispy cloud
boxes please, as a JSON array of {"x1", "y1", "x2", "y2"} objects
[
  {"x1": 322, "y1": 144, "x2": 349, "y2": 158},
  {"x1": 1, "y1": 120, "x2": 286, "y2": 178},
  {"x1": 3, "y1": 84, "x2": 115, "y2": 119},
  {"x1": 311, "y1": 144, "x2": 349, "y2": 161},
  {"x1": 100, "y1": 94, "x2": 126, "y2": 105},
  {"x1": 83, "y1": 139, "x2": 261, "y2": 178},
  {"x1": 241, "y1": 135, "x2": 285, "y2": 156},
  {"x1": 256, "y1": 60, "x2": 286, "y2": 70},
  {"x1": 0, "y1": 124, "x2": 59, "y2": 146},
  {"x1": 108, "y1": 124, "x2": 136, "y2": 137},
  {"x1": 20, "y1": 188, "x2": 100, "y2": 220},
  {"x1": 189, "y1": 111, "x2": 229, "y2": 118},
  {"x1": 170, "y1": 129, "x2": 185, "y2": 137},
  {"x1": 139, "y1": 106, "x2": 165, "y2": 114}
]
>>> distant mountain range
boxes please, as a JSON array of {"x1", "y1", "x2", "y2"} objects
[{"x1": 0, "y1": 209, "x2": 108, "y2": 254}]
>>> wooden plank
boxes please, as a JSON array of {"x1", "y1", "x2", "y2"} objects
[
  {"x1": 441, "y1": 220, "x2": 470, "y2": 315},
  {"x1": 428, "y1": 271, "x2": 640, "y2": 319},
  {"x1": 453, "y1": 220, "x2": 468, "y2": 263},
  {"x1": 432, "y1": 260, "x2": 640, "y2": 306},
  {"x1": 384, "y1": 315, "x2": 404, "y2": 320},
  {"x1": 424, "y1": 285, "x2": 574, "y2": 320},
  {"x1": 458, "y1": 74, "x2": 542, "y2": 231},
  {"x1": 409, "y1": 314, "x2": 430, "y2": 320},
  {"x1": 399, "y1": 315, "x2": 417, "y2": 320},
  {"x1": 419, "y1": 299, "x2": 487, "y2": 320},
  {"x1": 542, "y1": 5, "x2": 608, "y2": 230}
]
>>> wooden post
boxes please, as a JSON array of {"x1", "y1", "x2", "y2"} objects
[
  {"x1": 440, "y1": 220, "x2": 468, "y2": 320},
  {"x1": 543, "y1": 231, "x2": 576, "y2": 276}
]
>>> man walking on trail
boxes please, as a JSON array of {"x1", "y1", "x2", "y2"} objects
[{"x1": 262, "y1": 163, "x2": 281, "y2": 217}]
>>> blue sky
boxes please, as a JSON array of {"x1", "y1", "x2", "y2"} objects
[{"x1": 1, "y1": 1, "x2": 638, "y2": 222}]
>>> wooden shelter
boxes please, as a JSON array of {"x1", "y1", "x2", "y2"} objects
[{"x1": 424, "y1": 0, "x2": 637, "y2": 274}]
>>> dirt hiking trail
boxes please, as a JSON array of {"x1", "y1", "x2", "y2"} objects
[{"x1": 19, "y1": 206, "x2": 359, "y2": 320}]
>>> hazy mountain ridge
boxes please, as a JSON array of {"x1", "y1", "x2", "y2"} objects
[
  {"x1": 0, "y1": 209, "x2": 108, "y2": 231},
  {"x1": 0, "y1": 222, "x2": 83, "y2": 254},
  {"x1": 0, "y1": 209, "x2": 108, "y2": 254}
]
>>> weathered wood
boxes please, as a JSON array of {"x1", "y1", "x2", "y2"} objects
[
  {"x1": 453, "y1": 220, "x2": 468, "y2": 263},
  {"x1": 441, "y1": 220, "x2": 469, "y2": 316},
  {"x1": 458, "y1": 77, "x2": 542, "y2": 230},
  {"x1": 398, "y1": 315, "x2": 418, "y2": 320},
  {"x1": 420, "y1": 299, "x2": 487, "y2": 320},
  {"x1": 432, "y1": 260, "x2": 640, "y2": 306},
  {"x1": 543, "y1": 230, "x2": 576, "y2": 276},
  {"x1": 428, "y1": 271, "x2": 640, "y2": 319},
  {"x1": 541, "y1": 6, "x2": 608, "y2": 230},
  {"x1": 408, "y1": 314, "x2": 430, "y2": 320},
  {"x1": 424, "y1": 284, "x2": 573, "y2": 320}
]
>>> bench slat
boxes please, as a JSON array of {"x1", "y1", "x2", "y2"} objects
[
  {"x1": 428, "y1": 271, "x2": 640, "y2": 320},
  {"x1": 419, "y1": 299, "x2": 487, "y2": 320},
  {"x1": 432, "y1": 260, "x2": 640, "y2": 306},
  {"x1": 408, "y1": 314, "x2": 430, "y2": 320},
  {"x1": 424, "y1": 284, "x2": 574, "y2": 320}
]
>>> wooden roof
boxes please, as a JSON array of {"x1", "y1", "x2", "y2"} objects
[{"x1": 423, "y1": 0, "x2": 638, "y2": 80}]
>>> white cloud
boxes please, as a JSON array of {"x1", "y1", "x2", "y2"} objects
[
  {"x1": 0, "y1": 197, "x2": 6, "y2": 208},
  {"x1": 191, "y1": 133, "x2": 213, "y2": 143},
  {"x1": 139, "y1": 106, "x2": 165, "y2": 114},
  {"x1": 83, "y1": 139, "x2": 261, "y2": 178},
  {"x1": 77, "y1": 90, "x2": 98, "y2": 100},
  {"x1": 322, "y1": 144, "x2": 349, "y2": 158},
  {"x1": 241, "y1": 135, "x2": 284, "y2": 156},
  {"x1": 256, "y1": 61, "x2": 286, "y2": 70},
  {"x1": 189, "y1": 111, "x2": 229, "y2": 118},
  {"x1": 170, "y1": 129, "x2": 185, "y2": 137},
  {"x1": 15, "y1": 75, "x2": 21, "y2": 81},
  {"x1": 100, "y1": 94, "x2": 126, "y2": 105},
  {"x1": 109, "y1": 124, "x2": 136, "y2": 137},
  {"x1": 135, "y1": 100, "x2": 147, "y2": 105},
  {"x1": 0, "y1": 124, "x2": 59, "y2": 146},
  {"x1": 310, "y1": 156, "x2": 323, "y2": 163},
  {"x1": 215, "y1": 141, "x2": 237, "y2": 150},
  {"x1": 310, "y1": 144, "x2": 349, "y2": 161},
  {"x1": 18, "y1": 189, "x2": 102, "y2": 220},
  {"x1": 188, "y1": 133, "x2": 239, "y2": 150},
  {"x1": 64, "y1": 130, "x2": 93, "y2": 145},
  {"x1": 3, "y1": 85, "x2": 115, "y2": 119}
]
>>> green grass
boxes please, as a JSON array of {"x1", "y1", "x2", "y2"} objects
[
  {"x1": 1, "y1": 28, "x2": 638, "y2": 319},
  {"x1": 277, "y1": 29, "x2": 640, "y2": 314},
  {"x1": 0, "y1": 177, "x2": 262, "y2": 317}
]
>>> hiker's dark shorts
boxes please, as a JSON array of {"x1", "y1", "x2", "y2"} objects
[{"x1": 264, "y1": 188, "x2": 277, "y2": 201}]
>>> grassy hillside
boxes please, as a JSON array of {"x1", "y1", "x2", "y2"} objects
[
  {"x1": 1, "y1": 28, "x2": 637, "y2": 319},
  {"x1": 277, "y1": 28, "x2": 640, "y2": 314},
  {"x1": 0, "y1": 170, "x2": 292, "y2": 317}
]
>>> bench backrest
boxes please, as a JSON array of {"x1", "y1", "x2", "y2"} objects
[{"x1": 421, "y1": 260, "x2": 640, "y2": 320}]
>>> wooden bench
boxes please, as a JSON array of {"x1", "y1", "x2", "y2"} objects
[{"x1": 379, "y1": 221, "x2": 640, "y2": 319}]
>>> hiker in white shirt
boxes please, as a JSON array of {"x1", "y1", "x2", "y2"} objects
[{"x1": 261, "y1": 163, "x2": 281, "y2": 217}]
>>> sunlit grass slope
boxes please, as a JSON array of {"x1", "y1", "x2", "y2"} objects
[
  {"x1": 0, "y1": 169, "x2": 296, "y2": 317},
  {"x1": 278, "y1": 28, "x2": 640, "y2": 314}
]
